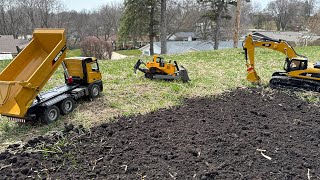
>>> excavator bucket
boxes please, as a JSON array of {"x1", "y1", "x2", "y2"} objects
[
  {"x1": 246, "y1": 67, "x2": 261, "y2": 84},
  {"x1": 0, "y1": 29, "x2": 66, "y2": 118},
  {"x1": 179, "y1": 66, "x2": 190, "y2": 83}
]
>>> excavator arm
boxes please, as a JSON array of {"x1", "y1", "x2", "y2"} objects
[{"x1": 242, "y1": 32, "x2": 307, "y2": 83}]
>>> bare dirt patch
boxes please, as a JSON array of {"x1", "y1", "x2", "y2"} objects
[{"x1": 1, "y1": 88, "x2": 320, "y2": 179}]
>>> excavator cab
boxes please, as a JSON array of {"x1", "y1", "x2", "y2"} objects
[{"x1": 284, "y1": 58, "x2": 308, "y2": 72}]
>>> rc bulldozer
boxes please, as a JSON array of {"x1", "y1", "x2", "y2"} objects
[{"x1": 134, "y1": 55, "x2": 190, "y2": 82}]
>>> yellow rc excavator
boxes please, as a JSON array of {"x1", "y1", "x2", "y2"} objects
[
  {"x1": 243, "y1": 32, "x2": 320, "y2": 91},
  {"x1": 134, "y1": 55, "x2": 190, "y2": 82}
]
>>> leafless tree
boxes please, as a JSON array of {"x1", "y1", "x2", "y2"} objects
[
  {"x1": 0, "y1": 0, "x2": 124, "y2": 53},
  {"x1": 80, "y1": 36, "x2": 113, "y2": 59},
  {"x1": 98, "y1": 2, "x2": 122, "y2": 40},
  {"x1": 0, "y1": 0, "x2": 25, "y2": 37},
  {"x1": 0, "y1": 0, "x2": 9, "y2": 34},
  {"x1": 18, "y1": 0, "x2": 37, "y2": 31},
  {"x1": 69, "y1": 10, "x2": 92, "y2": 48},
  {"x1": 266, "y1": 0, "x2": 301, "y2": 31},
  {"x1": 166, "y1": 0, "x2": 202, "y2": 38},
  {"x1": 307, "y1": 12, "x2": 320, "y2": 35},
  {"x1": 6, "y1": 0, "x2": 23, "y2": 38},
  {"x1": 35, "y1": 0, "x2": 64, "y2": 28}
]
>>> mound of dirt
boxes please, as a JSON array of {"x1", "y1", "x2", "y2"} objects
[{"x1": 1, "y1": 88, "x2": 320, "y2": 179}]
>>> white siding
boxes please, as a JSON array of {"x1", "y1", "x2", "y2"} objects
[{"x1": 0, "y1": 54, "x2": 13, "y2": 60}]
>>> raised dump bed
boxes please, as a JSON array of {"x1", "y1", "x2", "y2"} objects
[{"x1": 0, "y1": 29, "x2": 67, "y2": 118}]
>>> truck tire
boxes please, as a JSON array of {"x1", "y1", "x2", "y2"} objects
[
  {"x1": 59, "y1": 97, "x2": 75, "y2": 115},
  {"x1": 41, "y1": 105, "x2": 60, "y2": 124},
  {"x1": 89, "y1": 83, "x2": 100, "y2": 98}
]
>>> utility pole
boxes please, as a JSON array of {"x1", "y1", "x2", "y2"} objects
[{"x1": 233, "y1": 0, "x2": 242, "y2": 48}]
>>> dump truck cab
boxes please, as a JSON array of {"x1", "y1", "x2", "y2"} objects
[{"x1": 64, "y1": 57, "x2": 102, "y2": 85}]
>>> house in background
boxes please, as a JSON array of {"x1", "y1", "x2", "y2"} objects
[
  {"x1": 140, "y1": 41, "x2": 214, "y2": 55},
  {"x1": 0, "y1": 35, "x2": 29, "y2": 60},
  {"x1": 140, "y1": 41, "x2": 242, "y2": 55},
  {"x1": 249, "y1": 30, "x2": 320, "y2": 46},
  {"x1": 168, "y1": 32, "x2": 200, "y2": 41}
]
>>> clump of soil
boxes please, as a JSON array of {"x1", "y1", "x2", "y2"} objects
[{"x1": 1, "y1": 88, "x2": 320, "y2": 179}]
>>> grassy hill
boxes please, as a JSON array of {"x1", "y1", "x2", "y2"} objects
[{"x1": 0, "y1": 46, "x2": 319, "y2": 150}]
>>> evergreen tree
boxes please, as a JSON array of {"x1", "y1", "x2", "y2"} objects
[{"x1": 119, "y1": 0, "x2": 159, "y2": 54}]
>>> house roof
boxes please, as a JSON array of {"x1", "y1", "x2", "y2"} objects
[
  {"x1": 157, "y1": 41, "x2": 213, "y2": 54},
  {"x1": 252, "y1": 31, "x2": 320, "y2": 43},
  {"x1": 140, "y1": 40, "x2": 242, "y2": 54},
  {"x1": 140, "y1": 41, "x2": 214, "y2": 54},
  {"x1": 174, "y1": 32, "x2": 197, "y2": 38},
  {"x1": 0, "y1": 35, "x2": 29, "y2": 53}
]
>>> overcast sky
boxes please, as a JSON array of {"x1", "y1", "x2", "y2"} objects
[
  {"x1": 62, "y1": 0, "x2": 123, "y2": 11},
  {"x1": 251, "y1": 0, "x2": 272, "y2": 9},
  {"x1": 63, "y1": 0, "x2": 272, "y2": 12}
]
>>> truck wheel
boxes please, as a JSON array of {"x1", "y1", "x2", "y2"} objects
[
  {"x1": 89, "y1": 83, "x2": 100, "y2": 98},
  {"x1": 41, "y1": 105, "x2": 60, "y2": 124},
  {"x1": 59, "y1": 97, "x2": 75, "y2": 115}
]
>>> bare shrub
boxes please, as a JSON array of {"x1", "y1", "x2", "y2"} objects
[{"x1": 80, "y1": 36, "x2": 113, "y2": 59}]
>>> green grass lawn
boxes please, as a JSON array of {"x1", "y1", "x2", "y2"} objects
[
  {"x1": 115, "y1": 49, "x2": 142, "y2": 56},
  {"x1": 0, "y1": 46, "x2": 319, "y2": 150},
  {"x1": 66, "y1": 49, "x2": 82, "y2": 57}
]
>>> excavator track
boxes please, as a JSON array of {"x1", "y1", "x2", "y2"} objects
[{"x1": 269, "y1": 75, "x2": 320, "y2": 92}]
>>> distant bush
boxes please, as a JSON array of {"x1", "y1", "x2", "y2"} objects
[
  {"x1": 80, "y1": 36, "x2": 113, "y2": 59},
  {"x1": 308, "y1": 39, "x2": 320, "y2": 46}
]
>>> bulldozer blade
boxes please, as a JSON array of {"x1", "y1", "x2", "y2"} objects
[
  {"x1": 134, "y1": 59, "x2": 143, "y2": 73},
  {"x1": 179, "y1": 66, "x2": 190, "y2": 83},
  {"x1": 134, "y1": 59, "x2": 147, "y2": 74}
]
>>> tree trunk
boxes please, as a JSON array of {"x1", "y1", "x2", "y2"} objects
[
  {"x1": 233, "y1": 0, "x2": 242, "y2": 48},
  {"x1": 149, "y1": 5, "x2": 155, "y2": 55},
  {"x1": 213, "y1": 5, "x2": 223, "y2": 50},
  {"x1": 0, "y1": 6, "x2": 8, "y2": 34},
  {"x1": 160, "y1": 0, "x2": 167, "y2": 54}
]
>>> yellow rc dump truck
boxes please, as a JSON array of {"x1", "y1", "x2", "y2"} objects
[{"x1": 0, "y1": 29, "x2": 103, "y2": 123}]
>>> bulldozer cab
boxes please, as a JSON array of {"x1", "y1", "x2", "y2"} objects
[
  {"x1": 284, "y1": 58, "x2": 308, "y2": 72},
  {"x1": 63, "y1": 57, "x2": 102, "y2": 84},
  {"x1": 154, "y1": 55, "x2": 165, "y2": 67}
]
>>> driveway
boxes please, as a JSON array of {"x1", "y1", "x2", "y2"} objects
[{"x1": 111, "y1": 52, "x2": 128, "y2": 60}]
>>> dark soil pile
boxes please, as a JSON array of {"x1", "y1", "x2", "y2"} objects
[{"x1": 1, "y1": 88, "x2": 320, "y2": 179}]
